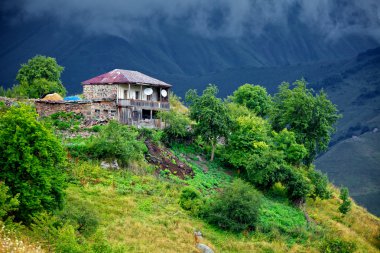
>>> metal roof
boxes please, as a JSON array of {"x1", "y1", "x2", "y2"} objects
[{"x1": 82, "y1": 69, "x2": 172, "y2": 87}]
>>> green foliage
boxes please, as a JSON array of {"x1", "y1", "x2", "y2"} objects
[
  {"x1": 19, "y1": 78, "x2": 66, "y2": 98},
  {"x1": 270, "y1": 79, "x2": 340, "y2": 164},
  {"x1": 272, "y1": 129, "x2": 307, "y2": 166},
  {"x1": 320, "y1": 237, "x2": 357, "y2": 253},
  {"x1": 15, "y1": 55, "x2": 66, "y2": 98},
  {"x1": 0, "y1": 105, "x2": 66, "y2": 223},
  {"x1": 224, "y1": 115, "x2": 271, "y2": 169},
  {"x1": 16, "y1": 55, "x2": 64, "y2": 85},
  {"x1": 285, "y1": 169, "x2": 312, "y2": 202},
  {"x1": 308, "y1": 170, "x2": 331, "y2": 200},
  {"x1": 157, "y1": 110, "x2": 191, "y2": 144},
  {"x1": 0, "y1": 182, "x2": 19, "y2": 220},
  {"x1": 258, "y1": 198, "x2": 306, "y2": 234},
  {"x1": 339, "y1": 187, "x2": 352, "y2": 215},
  {"x1": 204, "y1": 179, "x2": 262, "y2": 232},
  {"x1": 60, "y1": 202, "x2": 99, "y2": 237},
  {"x1": 179, "y1": 186, "x2": 204, "y2": 215},
  {"x1": 87, "y1": 121, "x2": 147, "y2": 166},
  {"x1": 230, "y1": 84, "x2": 272, "y2": 117},
  {"x1": 46, "y1": 111, "x2": 84, "y2": 131},
  {"x1": 185, "y1": 84, "x2": 232, "y2": 161}
]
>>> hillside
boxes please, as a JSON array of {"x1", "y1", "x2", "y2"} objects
[{"x1": 1, "y1": 144, "x2": 380, "y2": 253}]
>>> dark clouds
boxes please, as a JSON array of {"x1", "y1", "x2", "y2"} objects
[{"x1": 2, "y1": 0, "x2": 380, "y2": 41}]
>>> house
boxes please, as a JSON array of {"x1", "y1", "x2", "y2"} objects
[{"x1": 82, "y1": 69, "x2": 171, "y2": 128}]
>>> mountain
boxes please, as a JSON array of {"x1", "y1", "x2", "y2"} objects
[
  {"x1": 0, "y1": 15, "x2": 379, "y2": 215},
  {"x1": 0, "y1": 18, "x2": 377, "y2": 94}
]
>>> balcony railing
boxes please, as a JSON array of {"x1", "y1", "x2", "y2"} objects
[{"x1": 118, "y1": 99, "x2": 170, "y2": 109}]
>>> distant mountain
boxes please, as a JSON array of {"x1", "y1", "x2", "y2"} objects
[{"x1": 0, "y1": 18, "x2": 377, "y2": 94}]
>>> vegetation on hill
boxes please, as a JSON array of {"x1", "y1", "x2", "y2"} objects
[
  {"x1": 0, "y1": 55, "x2": 66, "y2": 98},
  {"x1": 0, "y1": 63, "x2": 379, "y2": 252}
]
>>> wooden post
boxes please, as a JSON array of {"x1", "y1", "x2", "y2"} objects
[
  {"x1": 128, "y1": 83, "x2": 131, "y2": 99},
  {"x1": 140, "y1": 85, "x2": 142, "y2": 100}
]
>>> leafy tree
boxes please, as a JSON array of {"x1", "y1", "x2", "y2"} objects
[
  {"x1": 270, "y1": 79, "x2": 340, "y2": 165},
  {"x1": 230, "y1": 84, "x2": 272, "y2": 117},
  {"x1": 224, "y1": 115, "x2": 271, "y2": 169},
  {"x1": 157, "y1": 110, "x2": 191, "y2": 144},
  {"x1": 87, "y1": 121, "x2": 147, "y2": 166},
  {"x1": 338, "y1": 187, "x2": 352, "y2": 215},
  {"x1": 185, "y1": 85, "x2": 232, "y2": 161},
  {"x1": 308, "y1": 169, "x2": 331, "y2": 200},
  {"x1": 20, "y1": 78, "x2": 66, "y2": 98},
  {"x1": 204, "y1": 179, "x2": 262, "y2": 232},
  {"x1": 0, "y1": 104, "x2": 66, "y2": 223},
  {"x1": 15, "y1": 55, "x2": 66, "y2": 98},
  {"x1": 272, "y1": 129, "x2": 307, "y2": 166}
]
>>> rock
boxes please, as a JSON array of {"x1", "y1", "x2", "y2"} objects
[{"x1": 101, "y1": 160, "x2": 119, "y2": 169}]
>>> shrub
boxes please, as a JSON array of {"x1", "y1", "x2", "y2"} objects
[
  {"x1": 0, "y1": 105, "x2": 66, "y2": 223},
  {"x1": 204, "y1": 179, "x2": 262, "y2": 232},
  {"x1": 179, "y1": 187, "x2": 204, "y2": 215},
  {"x1": 339, "y1": 187, "x2": 352, "y2": 215},
  {"x1": 0, "y1": 182, "x2": 19, "y2": 220},
  {"x1": 157, "y1": 110, "x2": 191, "y2": 144},
  {"x1": 320, "y1": 237, "x2": 357, "y2": 253},
  {"x1": 60, "y1": 202, "x2": 99, "y2": 237},
  {"x1": 87, "y1": 121, "x2": 147, "y2": 167}
]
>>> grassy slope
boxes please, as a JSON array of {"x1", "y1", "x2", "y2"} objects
[
  {"x1": 1, "y1": 147, "x2": 379, "y2": 252},
  {"x1": 56, "y1": 144, "x2": 379, "y2": 253}
]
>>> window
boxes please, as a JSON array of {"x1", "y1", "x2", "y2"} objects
[
  {"x1": 135, "y1": 91, "x2": 140, "y2": 100},
  {"x1": 147, "y1": 95, "x2": 152, "y2": 101},
  {"x1": 124, "y1": 90, "x2": 128, "y2": 99}
]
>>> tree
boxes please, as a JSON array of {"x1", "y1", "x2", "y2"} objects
[
  {"x1": 230, "y1": 84, "x2": 272, "y2": 117},
  {"x1": 15, "y1": 55, "x2": 66, "y2": 98},
  {"x1": 0, "y1": 104, "x2": 66, "y2": 223},
  {"x1": 157, "y1": 110, "x2": 191, "y2": 144},
  {"x1": 185, "y1": 85, "x2": 232, "y2": 161},
  {"x1": 204, "y1": 179, "x2": 262, "y2": 232},
  {"x1": 338, "y1": 187, "x2": 352, "y2": 215},
  {"x1": 270, "y1": 79, "x2": 340, "y2": 165}
]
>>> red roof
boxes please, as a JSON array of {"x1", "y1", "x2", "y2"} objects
[{"x1": 82, "y1": 69, "x2": 172, "y2": 87}]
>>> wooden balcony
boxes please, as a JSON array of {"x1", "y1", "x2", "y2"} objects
[{"x1": 117, "y1": 99, "x2": 170, "y2": 110}]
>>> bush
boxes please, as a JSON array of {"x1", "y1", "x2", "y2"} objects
[
  {"x1": 0, "y1": 105, "x2": 66, "y2": 223},
  {"x1": 60, "y1": 202, "x2": 99, "y2": 237},
  {"x1": 320, "y1": 237, "x2": 357, "y2": 253},
  {"x1": 87, "y1": 121, "x2": 147, "y2": 167},
  {"x1": 339, "y1": 187, "x2": 352, "y2": 215},
  {"x1": 204, "y1": 179, "x2": 262, "y2": 232},
  {"x1": 179, "y1": 187, "x2": 204, "y2": 215},
  {"x1": 157, "y1": 110, "x2": 191, "y2": 144},
  {"x1": 0, "y1": 182, "x2": 19, "y2": 220}
]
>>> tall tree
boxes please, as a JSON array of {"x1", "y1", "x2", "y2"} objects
[
  {"x1": 230, "y1": 84, "x2": 272, "y2": 117},
  {"x1": 186, "y1": 85, "x2": 231, "y2": 161},
  {"x1": 270, "y1": 79, "x2": 340, "y2": 165},
  {"x1": 15, "y1": 55, "x2": 66, "y2": 98},
  {"x1": 0, "y1": 104, "x2": 66, "y2": 223}
]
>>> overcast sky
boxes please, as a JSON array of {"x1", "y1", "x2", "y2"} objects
[{"x1": 1, "y1": 0, "x2": 380, "y2": 41}]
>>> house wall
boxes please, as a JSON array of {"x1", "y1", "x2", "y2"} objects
[
  {"x1": 83, "y1": 84, "x2": 118, "y2": 100},
  {"x1": 117, "y1": 84, "x2": 169, "y2": 101},
  {"x1": 90, "y1": 100, "x2": 118, "y2": 121}
]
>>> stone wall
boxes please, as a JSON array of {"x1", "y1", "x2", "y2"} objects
[
  {"x1": 35, "y1": 100, "x2": 118, "y2": 121},
  {"x1": 83, "y1": 84, "x2": 118, "y2": 100},
  {"x1": 35, "y1": 101, "x2": 92, "y2": 118}
]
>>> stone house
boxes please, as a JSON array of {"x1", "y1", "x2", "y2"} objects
[{"x1": 82, "y1": 69, "x2": 171, "y2": 128}]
